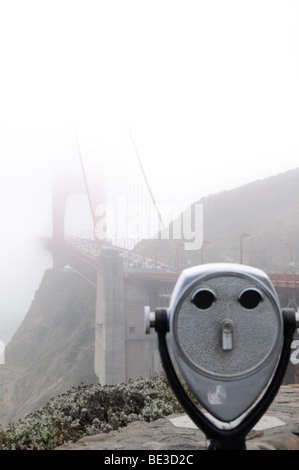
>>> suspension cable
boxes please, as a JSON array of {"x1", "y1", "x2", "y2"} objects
[
  {"x1": 74, "y1": 128, "x2": 102, "y2": 251},
  {"x1": 128, "y1": 125, "x2": 175, "y2": 254}
]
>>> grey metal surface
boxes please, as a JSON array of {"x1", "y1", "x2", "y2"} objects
[
  {"x1": 168, "y1": 263, "x2": 284, "y2": 423},
  {"x1": 174, "y1": 274, "x2": 281, "y2": 378}
]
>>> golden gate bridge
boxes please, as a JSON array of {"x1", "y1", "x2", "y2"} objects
[{"x1": 51, "y1": 126, "x2": 299, "y2": 309}]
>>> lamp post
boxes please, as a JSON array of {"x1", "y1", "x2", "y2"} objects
[
  {"x1": 240, "y1": 233, "x2": 251, "y2": 264},
  {"x1": 285, "y1": 243, "x2": 294, "y2": 272}
]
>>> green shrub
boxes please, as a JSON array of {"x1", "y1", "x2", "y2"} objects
[{"x1": 0, "y1": 376, "x2": 182, "y2": 450}]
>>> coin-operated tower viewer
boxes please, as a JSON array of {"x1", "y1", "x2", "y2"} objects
[{"x1": 145, "y1": 263, "x2": 299, "y2": 450}]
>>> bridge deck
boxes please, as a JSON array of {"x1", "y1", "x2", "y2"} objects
[{"x1": 61, "y1": 241, "x2": 299, "y2": 296}]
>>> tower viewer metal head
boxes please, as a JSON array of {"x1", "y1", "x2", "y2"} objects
[{"x1": 145, "y1": 263, "x2": 299, "y2": 450}]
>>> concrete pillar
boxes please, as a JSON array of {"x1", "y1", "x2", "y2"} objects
[{"x1": 94, "y1": 250, "x2": 126, "y2": 385}]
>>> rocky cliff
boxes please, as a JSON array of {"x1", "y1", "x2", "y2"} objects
[{"x1": 0, "y1": 269, "x2": 97, "y2": 425}]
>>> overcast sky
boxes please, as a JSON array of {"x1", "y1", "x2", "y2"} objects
[{"x1": 0, "y1": 0, "x2": 299, "y2": 342}]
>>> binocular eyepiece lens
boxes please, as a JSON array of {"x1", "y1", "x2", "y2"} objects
[
  {"x1": 238, "y1": 288, "x2": 263, "y2": 309},
  {"x1": 192, "y1": 288, "x2": 215, "y2": 309}
]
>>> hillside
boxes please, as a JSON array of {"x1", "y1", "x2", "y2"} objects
[
  {"x1": 199, "y1": 167, "x2": 299, "y2": 270},
  {"x1": 135, "y1": 167, "x2": 299, "y2": 272},
  {"x1": 0, "y1": 269, "x2": 97, "y2": 425}
]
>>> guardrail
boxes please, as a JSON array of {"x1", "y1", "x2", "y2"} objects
[{"x1": 268, "y1": 273, "x2": 299, "y2": 289}]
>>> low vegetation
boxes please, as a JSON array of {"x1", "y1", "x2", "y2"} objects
[{"x1": 0, "y1": 376, "x2": 182, "y2": 450}]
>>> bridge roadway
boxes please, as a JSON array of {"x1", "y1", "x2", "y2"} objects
[
  {"x1": 62, "y1": 237, "x2": 177, "y2": 287},
  {"x1": 62, "y1": 237, "x2": 299, "y2": 298}
]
